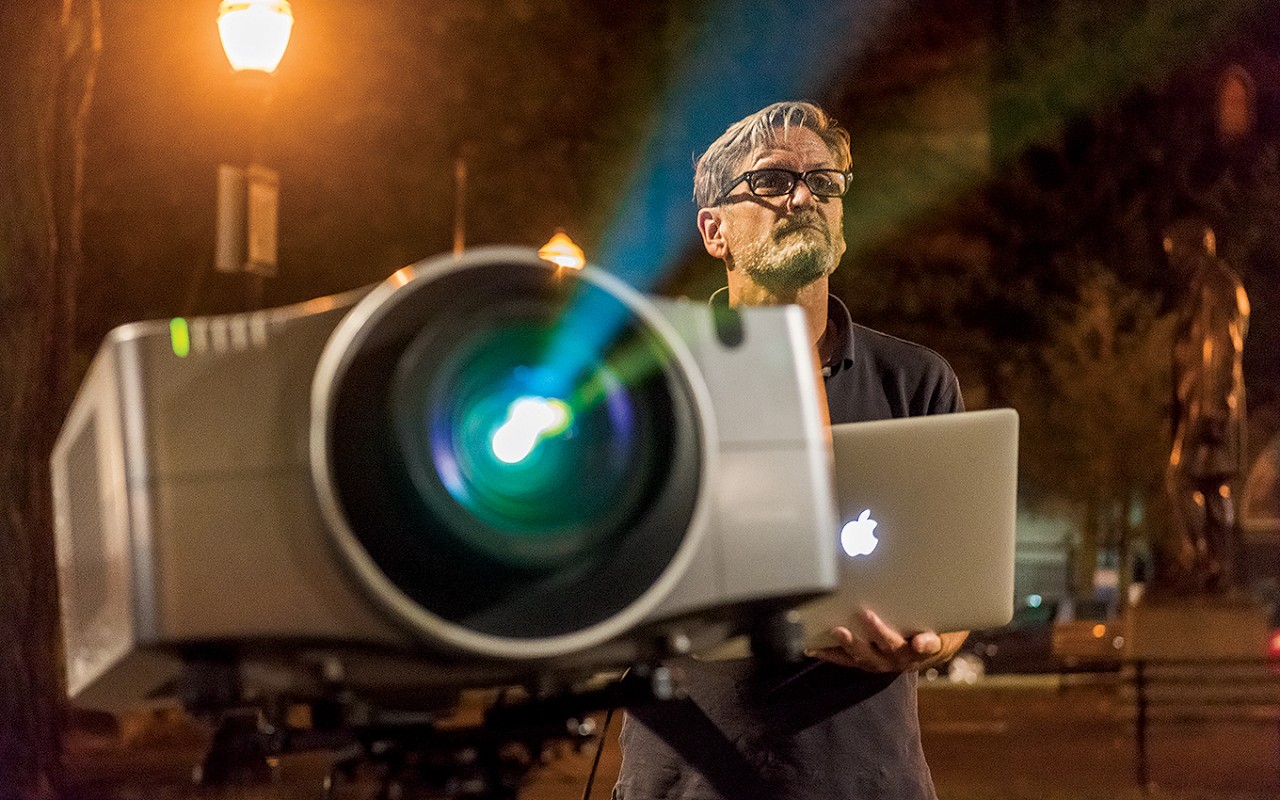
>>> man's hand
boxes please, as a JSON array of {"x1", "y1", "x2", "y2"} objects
[{"x1": 805, "y1": 609, "x2": 968, "y2": 673}]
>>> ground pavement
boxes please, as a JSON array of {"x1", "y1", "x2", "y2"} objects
[{"x1": 64, "y1": 674, "x2": 1280, "y2": 800}]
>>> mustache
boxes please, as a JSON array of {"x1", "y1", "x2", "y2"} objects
[{"x1": 774, "y1": 213, "x2": 828, "y2": 238}]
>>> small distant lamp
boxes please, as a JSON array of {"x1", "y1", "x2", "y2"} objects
[
  {"x1": 539, "y1": 231, "x2": 586, "y2": 271},
  {"x1": 1216, "y1": 65, "x2": 1255, "y2": 142},
  {"x1": 218, "y1": 0, "x2": 295, "y2": 73}
]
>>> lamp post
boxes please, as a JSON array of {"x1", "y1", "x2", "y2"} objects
[{"x1": 215, "y1": 0, "x2": 293, "y2": 309}]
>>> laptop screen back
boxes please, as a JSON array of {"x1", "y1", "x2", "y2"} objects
[{"x1": 798, "y1": 408, "x2": 1018, "y2": 642}]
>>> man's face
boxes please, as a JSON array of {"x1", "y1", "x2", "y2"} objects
[{"x1": 708, "y1": 127, "x2": 847, "y2": 292}]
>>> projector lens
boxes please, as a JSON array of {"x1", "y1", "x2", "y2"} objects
[
  {"x1": 320, "y1": 255, "x2": 702, "y2": 646},
  {"x1": 390, "y1": 311, "x2": 649, "y2": 572}
]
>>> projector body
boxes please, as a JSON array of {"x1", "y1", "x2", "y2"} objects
[{"x1": 52, "y1": 248, "x2": 837, "y2": 711}]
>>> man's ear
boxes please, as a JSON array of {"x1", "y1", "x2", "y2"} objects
[{"x1": 697, "y1": 207, "x2": 728, "y2": 260}]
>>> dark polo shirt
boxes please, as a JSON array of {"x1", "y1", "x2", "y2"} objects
[
  {"x1": 613, "y1": 293, "x2": 963, "y2": 800},
  {"x1": 819, "y1": 294, "x2": 963, "y2": 424}
]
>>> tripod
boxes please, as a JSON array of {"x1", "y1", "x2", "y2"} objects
[{"x1": 192, "y1": 664, "x2": 679, "y2": 799}]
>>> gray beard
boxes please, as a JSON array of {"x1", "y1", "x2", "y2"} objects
[{"x1": 737, "y1": 222, "x2": 837, "y2": 294}]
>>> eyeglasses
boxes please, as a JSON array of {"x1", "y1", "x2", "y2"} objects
[{"x1": 718, "y1": 168, "x2": 852, "y2": 203}]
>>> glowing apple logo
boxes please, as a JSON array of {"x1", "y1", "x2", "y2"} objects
[{"x1": 841, "y1": 509, "x2": 879, "y2": 558}]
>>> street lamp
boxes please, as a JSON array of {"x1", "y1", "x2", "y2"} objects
[
  {"x1": 214, "y1": 0, "x2": 293, "y2": 309},
  {"x1": 217, "y1": 0, "x2": 294, "y2": 73},
  {"x1": 538, "y1": 231, "x2": 586, "y2": 271}
]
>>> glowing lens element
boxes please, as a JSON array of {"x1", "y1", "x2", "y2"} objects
[{"x1": 491, "y1": 396, "x2": 571, "y2": 464}]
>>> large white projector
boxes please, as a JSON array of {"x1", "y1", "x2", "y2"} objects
[{"x1": 52, "y1": 247, "x2": 837, "y2": 711}]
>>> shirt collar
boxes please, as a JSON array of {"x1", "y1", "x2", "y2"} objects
[
  {"x1": 822, "y1": 294, "x2": 856, "y2": 377},
  {"x1": 707, "y1": 287, "x2": 856, "y2": 377}
]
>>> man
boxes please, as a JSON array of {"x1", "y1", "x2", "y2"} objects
[{"x1": 613, "y1": 102, "x2": 968, "y2": 799}]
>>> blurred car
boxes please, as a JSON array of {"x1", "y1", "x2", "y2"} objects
[
  {"x1": 1266, "y1": 602, "x2": 1280, "y2": 670},
  {"x1": 926, "y1": 598, "x2": 1124, "y2": 684},
  {"x1": 1050, "y1": 614, "x2": 1125, "y2": 671},
  {"x1": 926, "y1": 601, "x2": 1058, "y2": 684}
]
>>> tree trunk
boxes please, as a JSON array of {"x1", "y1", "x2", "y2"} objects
[
  {"x1": 1116, "y1": 496, "x2": 1133, "y2": 611},
  {"x1": 1073, "y1": 498, "x2": 1101, "y2": 608},
  {"x1": 0, "y1": 2, "x2": 101, "y2": 799}
]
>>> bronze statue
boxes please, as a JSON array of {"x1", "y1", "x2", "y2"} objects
[{"x1": 1161, "y1": 219, "x2": 1250, "y2": 594}]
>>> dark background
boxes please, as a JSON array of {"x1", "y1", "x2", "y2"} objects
[
  {"x1": 76, "y1": 0, "x2": 1280, "y2": 588},
  {"x1": 4, "y1": 0, "x2": 1280, "y2": 796}
]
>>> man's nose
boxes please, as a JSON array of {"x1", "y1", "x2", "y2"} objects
[{"x1": 785, "y1": 179, "x2": 817, "y2": 211}]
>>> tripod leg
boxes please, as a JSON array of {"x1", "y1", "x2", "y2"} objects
[{"x1": 195, "y1": 708, "x2": 277, "y2": 787}]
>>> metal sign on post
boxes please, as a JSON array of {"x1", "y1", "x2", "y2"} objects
[
  {"x1": 245, "y1": 164, "x2": 279, "y2": 278},
  {"x1": 215, "y1": 163, "x2": 279, "y2": 278},
  {"x1": 215, "y1": 164, "x2": 246, "y2": 274}
]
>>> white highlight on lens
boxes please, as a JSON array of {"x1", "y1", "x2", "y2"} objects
[{"x1": 491, "y1": 397, "x2": 570, "y2": 464}]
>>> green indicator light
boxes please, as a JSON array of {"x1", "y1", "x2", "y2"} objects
[{"x1": 169, "y1": 318, "x2": 191, "y2": 358}]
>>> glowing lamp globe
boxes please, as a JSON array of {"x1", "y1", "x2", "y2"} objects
[
  {"x1": 538, "y1": 232, "x2": 585, "y2": 270},
  {"x1": 218, "y1": 0, "x2": 294, "y2": 73}
]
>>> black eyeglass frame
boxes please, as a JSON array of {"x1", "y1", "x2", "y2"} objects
[{"x1": 716, "y1": 168, "x2": 853, "y2": 204}]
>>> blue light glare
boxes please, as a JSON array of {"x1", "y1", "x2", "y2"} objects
[
  {"x1": 596, "y1": 0, "x2": 894, "y2": 290},
  {"x1": 543, "y1": 0, "x2": 900, "y2": 391},
  {"x1": 1027, "y1": 594, "x2": 1043, "y2": 608}
]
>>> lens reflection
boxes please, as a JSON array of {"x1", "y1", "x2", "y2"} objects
[
  {"x1": 490, "y1": 397, "x2": 571, "y2": 464},
  {"x1": 393, "y1": 317, "x2": 645, "y2": 572}
]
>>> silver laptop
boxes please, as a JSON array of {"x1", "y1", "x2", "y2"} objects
[{"x1": 798, "y1": 408, "x2": 1018, "y2": 645}]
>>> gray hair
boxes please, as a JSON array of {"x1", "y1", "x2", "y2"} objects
[{"x1": 693, "y1": 101, "x2": 852, "y2": 208}]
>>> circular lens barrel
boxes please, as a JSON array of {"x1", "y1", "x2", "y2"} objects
[{"x1": 313, "y1": 251, "x2": 704, "y2": 656}]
